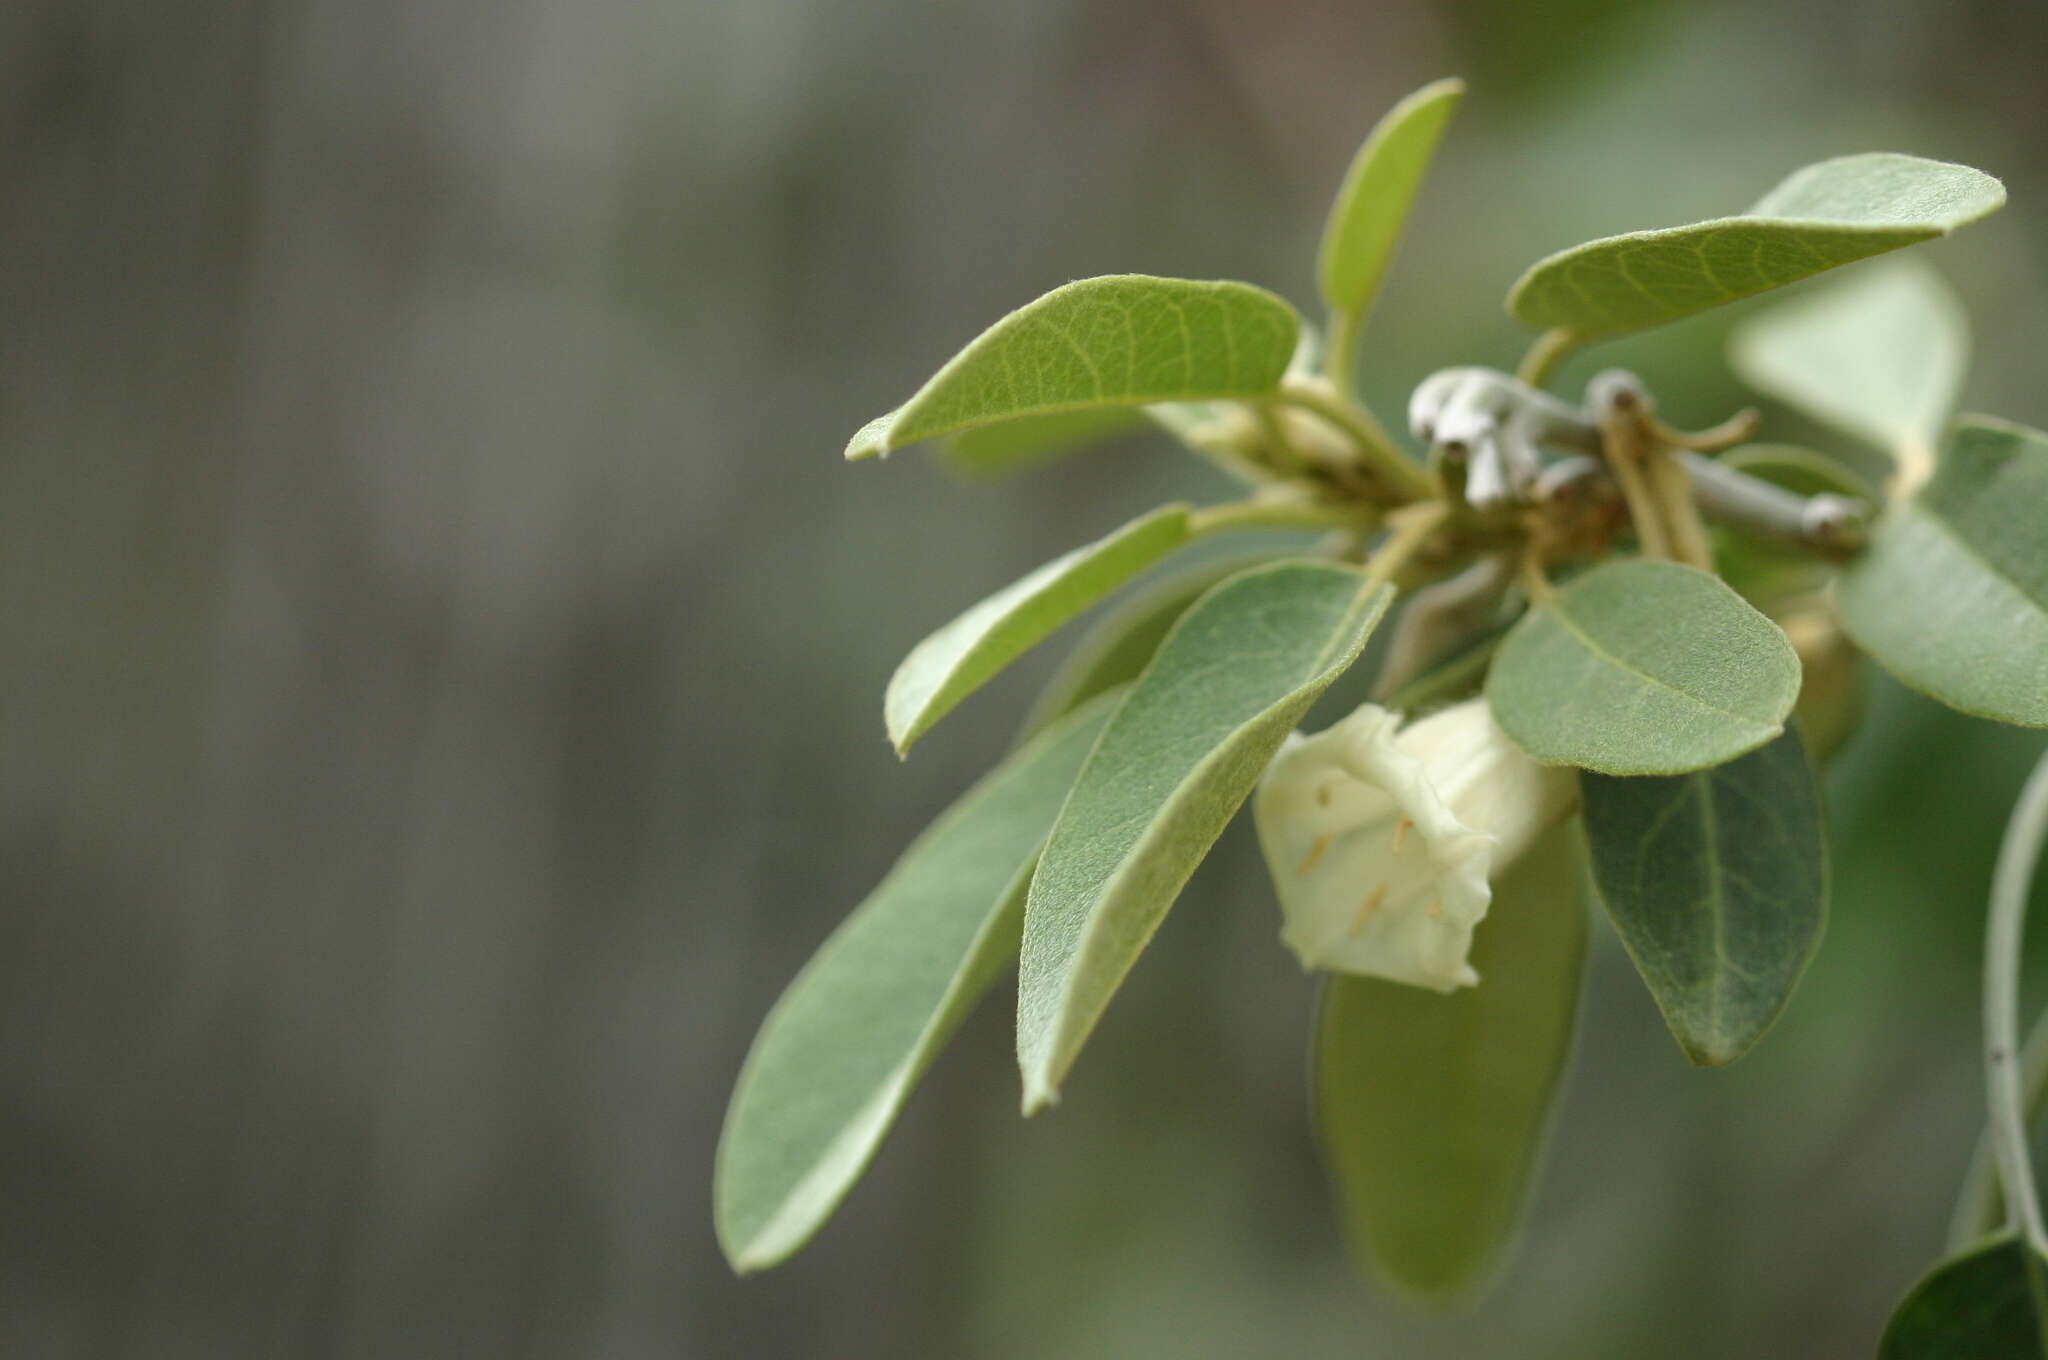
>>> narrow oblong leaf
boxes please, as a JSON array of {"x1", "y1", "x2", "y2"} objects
[
  {"x1": 1580, "y1": 727, "x2": 1827, "y2": 1066},
  {"x1": 1016, "y1": 561, "x2": 1393, "y2": 1111},
  {"x1": 1318, "y1": 77, "x2": 1464, "y2": 319},
  {"x1": 1015, "y1": 554, "x2": 1267, "y2": 742},
  {"x1": 847, "y1": 276, "x2": 1301, "y2": 460},
  {"x1": 1315, "y1": 826, "x2": 1588, "y2": 1299},
  {"x1": 885, "y1": 504, "x2": 1193, "y2": 754},
  {"x1": 714, "y1": 693, "x2": 1118, "y2": 1273},
  {"x1": 1839, "y1": 416, "x2": 2048, "y2": 728},
  {"x1": 933, "y1": 406, "x2": 1149, "y2": 479},
  {"x1": 1729, "y1": 258, "x2": 1967, "y2": 462},
  {"x1": 1880, "y1": 1235, "x2": 2048, "y2": 1359},
  {"x1": 1508, "y1": 154, "x2": 2003, "y2": 340},
  {"x1": 1486, "y1": 559, "x2": 1802, "y2": 775}
]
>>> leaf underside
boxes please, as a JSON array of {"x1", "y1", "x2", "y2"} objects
[
  {"x1": 1839, "y1": 416, "x2": 2048, "y2": 728},
  {"x1": 1316, "y1": 826, "x2": 1588, "y2": 1299},
  {"x1": 1579, "y1": 726, "x2": 1827, "y2": 1067},
  {"x1": 1508, "y1": 153, "x2": 2003, "y2": 339},
  {"x1": 1016, "y1": 561, "x2": 1392, "y2": 1112},
  {"x1": 884, "y1": 503, "x2": 1194, "y2": 754},
  {"x1": 847, "y1": 275, "x2": 1301, "y2": 459},
  {"x1": 1486, "y1": 559, "x2": 1802, "y2": 776},
  {"x1": 714, "y1": 693, "x2": 1118, "y2": 1272}
]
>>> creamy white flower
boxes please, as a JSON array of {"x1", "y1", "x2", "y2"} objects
[{"x1": 1254, "y1": 698, "x2": 1576, "y2": 992}]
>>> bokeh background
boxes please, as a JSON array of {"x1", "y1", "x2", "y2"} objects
[{"x1": 5, "y1": 0, "x2": 2048, "y2": 1355}]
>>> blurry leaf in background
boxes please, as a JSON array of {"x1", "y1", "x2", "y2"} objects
[
  {"x1": 1580, "y1": 726, "x2": 1827, "y2": 1066},
  {"x1": 1317, "y1": 77, "x2": 1463, "y2": 369},
  {"x1": 884, "y1": 504, "x2": 1193, "y2": 754},
  {"x1": 1840, "y1": 416, "x2": 2048, "y2": 728},
  {"x1": 1017, "y1": 562, "x2": 1391, "y2": 1112},
  {"x1": 1729, "y1": 259, "x2": 1967, "y2": 468},
  {"x1": 1509, "y1": 155, "x2": 2003, "y2": 341},
  {"x1": 1314, "y1": 824, "x2": 1587, "y2": 1299},
  {"x1": 933, "y1": 406, "x2": 1151, "y2": 479},
  {"x1": 1879, "y1": 1234, "x2": 2048, "y2": 1358},
  {"x1": 846, "y1": 277, "x2": 1300, "y2": 460},
  {"x1": 717, "y1": 691, "x2": 1119, "y2": 1272},
  {"x1": 1486, "y1": 559, "x2": 1801, "y2": 775}
]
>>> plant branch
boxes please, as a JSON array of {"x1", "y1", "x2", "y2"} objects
[
  {"x1": 1270, "y1": 380, "x2": 1435, "y2": 504},
  {"x1": 1515, "y1": 328, "x2": 1579, "y2": 388},
  {"x1": 1985, "y1": 749, "x2": 2048, "y2": 1252},
  {"x1": 1186, "y1": 497, "x2": 1377, "y2": 539}
]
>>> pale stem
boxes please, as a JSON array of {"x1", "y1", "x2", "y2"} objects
[
  {"x1": 1515, "y1": 328, "x2": 1579, "y2": 389},
  {"x1": 1950, "y1": 1002, "x2": 2048, "y2": 1250},
  {"x1": 1186, "y1": 498, "x2": 1377, "y2": 539},
  {"x1": 1322, "y1": 308, "x2": 1364, "y2": 402},
  {"x1": 1644, "y1": 447, "x2": 1715, "y2": 571},
  {"x1": 1360, "y1": 501, "x2": 1450, "y2": 589},
  {"x1": 1985, "y1": 749, "x2": 2048, "y2": 1252},
  {"x1": 1270, "y1": 381, "x2": 1435, "y2": 504}
]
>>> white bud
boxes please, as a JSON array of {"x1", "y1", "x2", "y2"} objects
[{"x1": 1254, "y1": 698, "x2": 1576, "y2": 992}]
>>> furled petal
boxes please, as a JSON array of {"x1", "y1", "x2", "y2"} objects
[{"x1": 1255, "y1": 698, "x2": 1575, "y2": 991}]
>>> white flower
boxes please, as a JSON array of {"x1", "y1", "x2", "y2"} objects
[{"x1": 1254, "y1": 697, "x2": 1576, "y2": 992}]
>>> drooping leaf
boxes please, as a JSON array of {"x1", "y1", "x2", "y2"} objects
[
  {"x1": 1014, "y1": 554, "x2": 1267, "y2": 742},
  {"x1": 1729, "y1": 258, "x2": 1967, "y2": 462},
  {"x1": 847, "y1": 276, "x2": 1301, "y2": 460},
  {"x1": 1579, "y1": 726, "x2": 1827, "y2": 1066},
  {"x1": 1318, "y1": 77, "x2": 1465, "y2": 320},
  {"x1": 1508, "y1": 154, "x2": 2003, "y2": 340},
  {"x1": 1016, "y1": 562, "x2": 1393, "y2": 1111},
  {"x1": 714, "y1": 693, "x2": 1118, "y2": 1273},
  {"x1": 932, "y1": 406, "x2": 1150, "y2": 479},
  {"x1": 1486, "y1": 559, "x2": 1802, "y2": 775},
  {"x1": 1839, "y1": 416, "x2": 2048, "y2": 728},
  {"x1": 1315, "y1": 825, "x2": 1587, "y2": 1298},
  {"x1": 1880, "y1": 1234, "x2": 2048, "y2": 1359},
  {"x1": 885, "y1": 504, "x2": 1193, "y2": 754}
]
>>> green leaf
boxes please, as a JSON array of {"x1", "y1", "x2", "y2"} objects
[
  {"x1": 1015, "y1": 555, "x2": 1266, "y2": 741},
  {"x1": 1880, "y1": 1235, "x2": 2048, "y2": 1359},
  {"x1": 847, "y1": 276, "x2": 1301, "y2": 460},
  {"x1": 1486, "y1": 559, "x2": 1802, "y2": 775},
  {"x1": 1729, "y1": 259, "x2": 1967, "y2": 461},
  {"x1": 885, "y1": 504, "x2": 1194, "y2": 754},
  {"x1": 1315, "y1": 825, "x2": 1587, "y2": 1298},
  {"x1": 714, "y1": 693, "x2": 1118, "y2": 1272},
  {"x1": 1016, "y1": 561, "x2": 1393, "y2": 1111},
  {"x1": 1318, "y1": 77, "x2": 1464, "y2": 320},
  {"x1": 1508, "y1": 154, "x2": 2003, "y2": 340},
  {"x1": 1579, "y1": 727, "x2": 1827, "y2": 1066},
  {"x1": 932, "y1": 406, "x2": 1150, "y2": 479},
  {"x1": 1839, "y1": 416, "x2": 2048, "y2": 728}
]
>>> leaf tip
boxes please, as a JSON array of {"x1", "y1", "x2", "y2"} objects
[{"x1": 845, "y1": 410, "x2": 898, "y2": 461}]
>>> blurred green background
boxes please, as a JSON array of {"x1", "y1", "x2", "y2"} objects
[{"x1": 4, "y1": 0, "x2": 2047, "y2": 1355}]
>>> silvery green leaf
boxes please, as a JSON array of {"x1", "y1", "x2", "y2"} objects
[
  {"x1": 885, "y1": 504, "x2": 1193, "y2": 754},
  {"x1": 1016, "y1": 561, "x2": 1392, "y2": 1111},
  {"x1": 1485, "y1": 559, "x2": 1802, "y2": 775},
  {"x1": 714, "y1": 694, "x2": 1117, "y2": 1272},
  {"x1": 1509, "y1": 154, "x2": 2002, "y2": 340},
  {"x1": 1318, "y1": 78, "x2": 1464, "y2": 321},
  {"x1": 847, "y1": 276, "x2": 1300, "y2": 460},
  {"x1": 1839, "y1": 416, "x2": 2048, "y2": 728},
  {"x1": 1580, "y1": 727, "x2": 1827, "y2": 1066}
]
